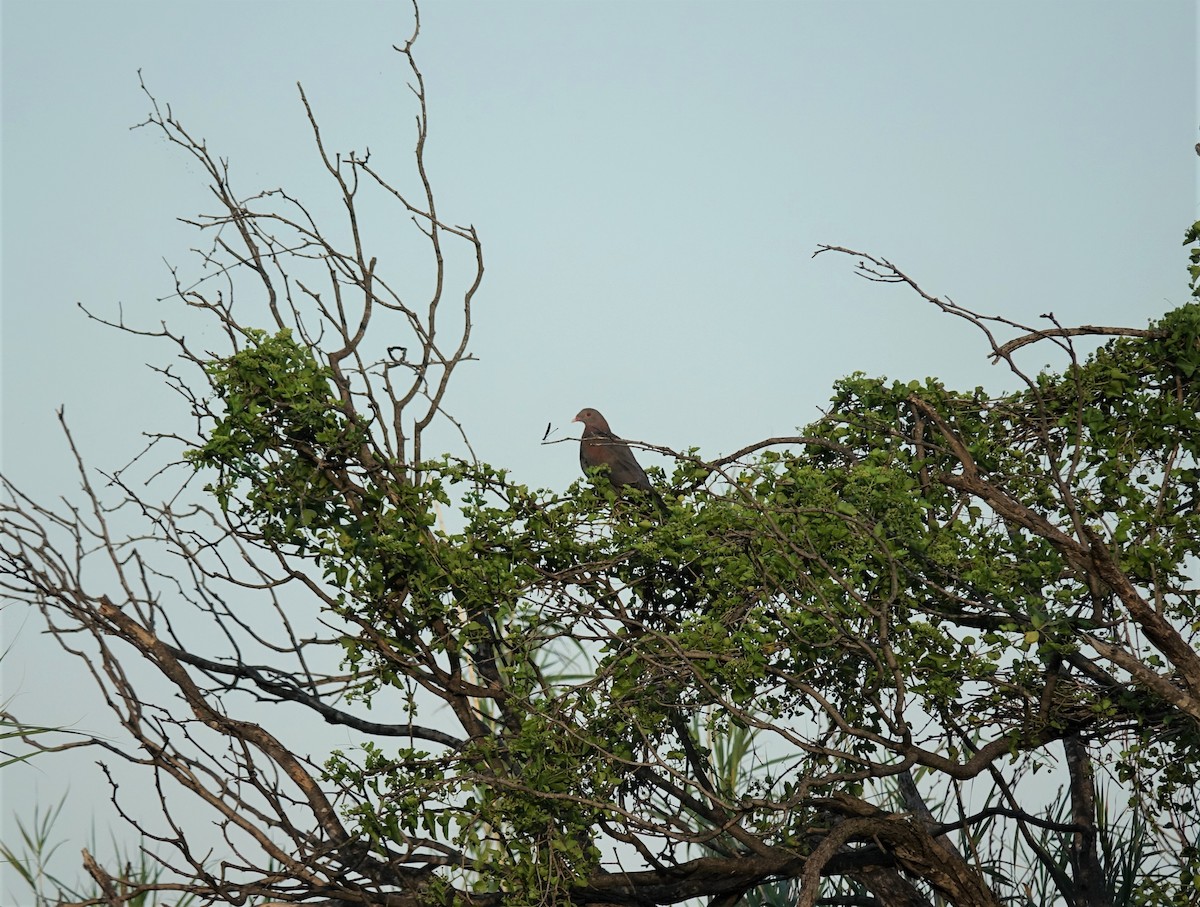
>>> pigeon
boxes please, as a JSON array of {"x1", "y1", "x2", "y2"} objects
[
  {"x1": 574, "y1": 408, "x2": 666, "y2": 514},
  {"x1": 574, "y1": 408, "x2": 652, "y2": 489}
]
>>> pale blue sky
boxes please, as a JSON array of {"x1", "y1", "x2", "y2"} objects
[
  {"x1": 5, "y1": 2, "x2": 1196, "y2": 489},
  {"x1": 2, "y1": 0, "x2": 1196, "y2": 897}
]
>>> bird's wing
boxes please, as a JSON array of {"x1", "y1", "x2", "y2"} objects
[{"x1": 581, "y1": 428, "x2": 650, "y2": 490}]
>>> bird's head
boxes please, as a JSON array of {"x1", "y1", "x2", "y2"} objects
[{"x1": 573, "y1": 408, "x2": 611, "y2": 432}]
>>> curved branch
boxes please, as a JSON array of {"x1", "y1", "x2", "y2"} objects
[{"x1": 991, "y1": 325, "x2": 1159, "y2": 360}]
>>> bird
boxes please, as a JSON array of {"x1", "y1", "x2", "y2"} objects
[{"x1": 574, "y1": 408, "x2": 656, "y2": 493}]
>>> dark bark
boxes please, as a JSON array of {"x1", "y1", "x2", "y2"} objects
[{"x1": 1064, "y1": 735, "x2": 1113, "y2": 907}]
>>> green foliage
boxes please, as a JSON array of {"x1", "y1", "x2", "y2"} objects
[
  {"x1": 182, "y1": 281, "x2": 1200, "y2": 903},
  {"x1": 189, "y1": 328, "x2": 370, "y2": 539},
  {"x1": 1184, "y1": 220, "x2": 1200, "y2": 300}
]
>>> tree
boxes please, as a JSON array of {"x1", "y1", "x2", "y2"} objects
[{"x1": 3, "y1": 17, "x2": 1198, "y2": 907}]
